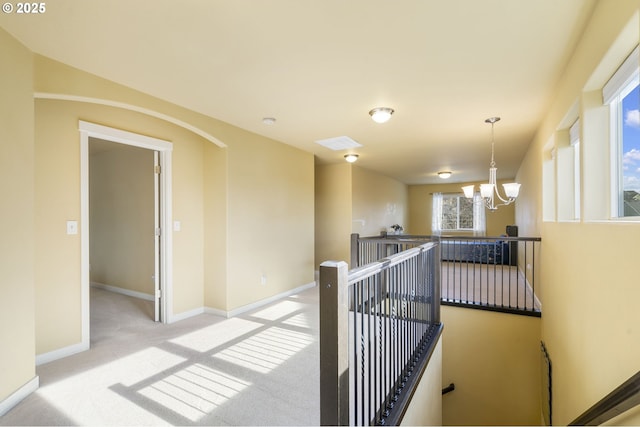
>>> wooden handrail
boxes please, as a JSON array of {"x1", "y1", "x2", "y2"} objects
[{"x1": 569, "y1": 370, "x2": 640, "y2": 425}]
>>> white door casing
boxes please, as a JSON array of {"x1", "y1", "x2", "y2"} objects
[
  {"x1": 80, "y1": 121, "x2": 174, "y2": 349},
  {"x1": 153, "y1": 150, "x2": 161, "y2": 322}
]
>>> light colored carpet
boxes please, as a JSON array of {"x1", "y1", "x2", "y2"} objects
[
  {"x1": 441, "y1": 261, "x2": 541, "y2": 311},
  {"x1": 1, "y1": 286, "x2": 320, "y2": 426}
]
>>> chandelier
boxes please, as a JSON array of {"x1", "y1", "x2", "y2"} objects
[{"x1": 462, "y1": 117, "x2": 520, "y2": 211}]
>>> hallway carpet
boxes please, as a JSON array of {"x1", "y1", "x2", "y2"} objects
[{"x1": 1, "y1": 286, "x2": 320, "y2": 426}]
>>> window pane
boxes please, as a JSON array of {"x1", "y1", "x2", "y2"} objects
[
  {"x1": 459, "y1": 197, "x2": 474, "y2": 229},
  {"x1": 441, "y1": 197, "x2": 458, "y2": 229},
  {"x1": 440, "y1": 195, "x2": 474, "y2": 230},
  {"x1": 622, "y1": 84, "x2": 640, "y2": 216}
]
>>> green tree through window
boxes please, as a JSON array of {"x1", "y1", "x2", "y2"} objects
[{"x1": 441, "y1": 194, "x2": 474, "y2": 230}]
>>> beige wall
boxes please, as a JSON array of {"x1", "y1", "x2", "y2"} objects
[
  {"x1": 225, "y1": 126, "x2": 315, "y2": 310},
  {"x1": 352, "y1": 166, "x2": 408, "y2": 236},
  {"x1": 34, "y1": 99, "x2": 209, "y2": 351},
  {"x1": 408, "y1": 181, "x2": 515, "y2": 236},
  {"x1": 315, "y1": 163, "x2": 353, "y2": 266},
  {"x1": 170, "y1": 127, "x2": 206, "y2": 314},
  {"x1": 30, "y1": 55, "x2": 314, "y2": 354},
  {"x1": 89, "y1": 142, "x2": 155, "y2": 296},
  {"x1": 515, "y1": 1, "x2": 640, "y2": 424},
  {"x1": 441, "y1": 306, "x2": 542, "y2": 425},
  {"x1": 315, "y1": 164, "x2": 409, "y2": 267},
  {"x1": 0, "y1": 28, "x2": 37, "y2": 404},
  {"x1": 203, "y1": 143, "x2": 228, "y2": 310},
  {"x1": 401, "y1": 337, "x2": 443, "y2": 426}
]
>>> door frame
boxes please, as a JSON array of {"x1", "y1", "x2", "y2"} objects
[{"x1": 79, "y1": 121, "x2": 174, "y2": 348}]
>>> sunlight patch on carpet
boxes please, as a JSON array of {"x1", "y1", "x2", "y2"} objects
[
  {"x1": 138, "y1": 364, "x2": 250, "y2": 422},
  {"x1": 250, "y1": 300, "x2": 307, "y2": 321},
  {"x1": 169, "y1": 317, "x2": 263, "y2": 353},
  {"x1": 212, "y1": 327, "x2": 314, "y2": 373}
]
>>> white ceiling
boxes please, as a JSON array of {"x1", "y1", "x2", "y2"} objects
[{"x1": 0, "y1": 0, "x2": 597, "y2": 184}]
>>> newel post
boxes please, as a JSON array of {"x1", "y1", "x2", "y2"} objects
[
  {"x1": 319, "y1": 260, "x2": 350, "y2": 426},
  {"x1": 350, "y1": 233, "x2": 359, "y2": 268}
]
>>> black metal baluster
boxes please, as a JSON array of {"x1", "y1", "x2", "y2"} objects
[
  {"x1": 493, "y1": 240, "x2": 497, "y2": 306},
  {"x1": 372, "y1": 275, "x2": 379, "y2": 425},
  {"x1": 360, "y1": 281, "x2": 366, "y2": 426},
  {"x1": 531, "y1": 241, "x2": 535, "y2": 312}
]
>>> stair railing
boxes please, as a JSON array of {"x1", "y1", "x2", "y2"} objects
[
  {"x1": 569, "y1": 370, "x2": 640, "y2": 426},
  {"x1": 320, "y1": 241, "x2": 442, "y2": 426}
]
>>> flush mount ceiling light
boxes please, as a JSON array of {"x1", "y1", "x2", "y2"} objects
[
  {"x1": 369, "y1": 107, "x2": 394, "y2": 124},
  {"x1": 462, "y1": 117, "x2": 521, "y2": 211},
  {"x1": 344, "y1": 154, "x2": 359, "y2": 163},
  {"x1": 438, "y1": 171, "x2": 452, "y2": 179},
  {"x1": 262, "y1": 117, "x2": 276, "y2": 125}
]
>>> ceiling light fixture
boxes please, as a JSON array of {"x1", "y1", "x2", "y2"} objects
[
  {"x1": 369, "y1": 107, "x2": 394, "y2": 124},
  {"x1": 462, "y1": 117, "x2": 520, "y2": 211},
  {"x1": 438, "y1": 171, "x2": 452, "y2": 179},
  {"x1": 262, "y1": 117, "x2": 276, "y2": 125},
  {"x1": 344, "y1": 154, "x2": 359, "y2": 163}
]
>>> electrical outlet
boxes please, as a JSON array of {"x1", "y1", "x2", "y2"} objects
[{"x1": 66, "y1": 220, "x2": 78, "y2": 235}]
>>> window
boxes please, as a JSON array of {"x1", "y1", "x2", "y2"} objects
[
  {"x1": 604, "y1": 45, "x2": 640, "y2": 218},
  {"x1": 441, "y1": 194, "x2": 474, "y2": 230},
  {"x1": 432, "y1": 192, "x2": 485, "y2": 235},
  {"x1": 620, "y1": 84, "x2": 640, "y2": 216}
]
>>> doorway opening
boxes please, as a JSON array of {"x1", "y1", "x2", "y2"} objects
[
  {"x1": 80, "y1": 121, "x2": 173, "y2": 350},
  {"x1": 89, "y1": 139, "x2": 157, "y2": 323}
]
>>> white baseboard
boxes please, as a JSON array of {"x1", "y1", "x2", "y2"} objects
[
  {"x1": 206, "y1": 281, "x2": 317, "y2": 319},
  {"x1": 36, "y1": 341, "x2": 89, "y2": 366},
  {"x1": 204, "y1": 307, "x2": 227, "y2": 317},
  {"x1": 91, "y1": 282, "x2": 154, "y2": 301},
  {"x1": 169, "y1": 306, "x2": 205, "y2": 324},
  {"x1": 157, "y1": 281, "x2": 317, "y2": 322},
  {"x1": 0, "y1": 376, "x2": 39, "y2": 416}
]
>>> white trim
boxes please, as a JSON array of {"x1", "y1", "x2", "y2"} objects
[
  {"x1": 603, "y1": 45, "x2": 639, "y2": 105},
  {"x1": 91, "y1": 282, "x2": 154, "y2": 302},
  {"x1": 225, "y1": 282, "x2": 317, "y2": 318},
  {"x1": 170, "y1": 307, "x2": 205, "y2": 323},
  {"x1": 80, "y1": 121, "x2": 175, "y2": 355},
  {"x1": 0, "y1": 376, "x2": 39, "y2": 416},
  {"x1": 36, "y1": 342, "x2": 89, "y2": 366},
  {"x1": 79, "y1": 120, "x2": 172, "y2": 150},
  {"x1": 80, "y1": 131, "x2": 90, "y2": 349},
  {"x1": 204, "y1": 307, "x2": 228, "y2": 318},
  {"x1": 36, "y1": 93, "x2": 227, "y2": 148},
  {"x1": 161, "y1": 152, "x2": 174, "y2": 323},
  {"x1": 169, "y1": 282, "x2": 317, "y2": 321},
  {"x1": 569, "y1": 119, "x2": 580, "y2": 146}
]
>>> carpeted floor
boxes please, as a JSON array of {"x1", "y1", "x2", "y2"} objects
[
  {"x1": 1, "y1": 286, "x2": 320, "y2": 426},
  {"x1": 441, "y1": 261, "x2": 541, "y2": 311}
]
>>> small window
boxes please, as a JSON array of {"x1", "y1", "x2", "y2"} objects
[
  {"x1": 604, "y1": 45, "x2": 640, "y2": 218},
  {"x1": 620, "y1": 84, "x2": 640, "y2": 216},
  {"x1": 570, "y1": 119, "x2": 581, "y2": 220},
  {"x1": 441, "y1": 194, "x2": 474, "y2": 230}
]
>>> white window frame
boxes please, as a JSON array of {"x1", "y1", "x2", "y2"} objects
[
  {"x1": 604, "y1": 45, "x2": 639, "y2": 218},
  {"x1": 441, "y1": 193, "x2": 475, "y2": 231},
  {"x1": 570, "y1": 119, "x2": 581, "y2": 220}
]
